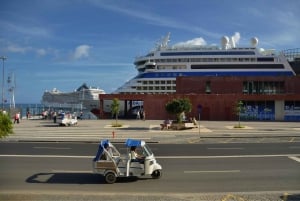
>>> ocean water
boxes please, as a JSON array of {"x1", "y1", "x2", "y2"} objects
[
  {"x1": 3, "y1": 103, "x2": 45, "y2": 117},
  {"x1": 3, "y1": 103, "x2": 97, "y2": 119}
]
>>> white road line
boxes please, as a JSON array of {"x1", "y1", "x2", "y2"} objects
[
  {"x1": 288, "y1": 156, "x2": 300, "y2": 163},
  {"x1": 51, "y1": 170, "x2": 93, "y2": 173},
  {"x1": 1, "y1": 154, "x2": 300, "y2": 159},
  {"x1": 207, "y1": 147, "x2": 244, "y2": 150},
  {"x1": 184, "y1": 170, "x2": 240, "y2": 174},
  {"x1": 0, "y1": 154, "x2": 92, "y2": 158},
  {"x1": 33, "y1": 147, "x2": 72, "y2": 150}
]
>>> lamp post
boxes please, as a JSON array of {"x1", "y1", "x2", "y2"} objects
[{"x1": 0, "y1": 56, "x2": 7, "y2": 110}]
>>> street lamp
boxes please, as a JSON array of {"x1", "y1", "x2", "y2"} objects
[{"x1": 0, "y1": 56, "x2": 7, "y2": 110}]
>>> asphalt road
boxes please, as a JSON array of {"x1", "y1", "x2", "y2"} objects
[{"x1": 1, "y1": 142, "x2": 300, "y2": 200}]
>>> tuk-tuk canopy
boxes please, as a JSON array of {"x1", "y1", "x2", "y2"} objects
[
  {"x1": 125, "y1": 139, "x2": 145, "y2": 147},
  {"x1": 93, "y1": 139, "x2": 110, "y2": 161}
]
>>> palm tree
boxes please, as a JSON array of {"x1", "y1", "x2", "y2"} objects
[{"x1": 110, "y1": 98, "x2": 120, "y2": 126}]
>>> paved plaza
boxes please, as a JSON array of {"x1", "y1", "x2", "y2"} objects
[{"x1": 2, "y1": 119, "x2": 300, "y2": 143}]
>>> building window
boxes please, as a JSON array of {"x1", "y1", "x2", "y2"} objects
[
  {"x1": 243, "y1": 81, "x2": 285, "y2": 94},
  {"x1": 205, "y1": 81, "x2": 211, "y2": 94}
]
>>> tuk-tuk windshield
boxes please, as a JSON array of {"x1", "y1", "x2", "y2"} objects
[{"x1": 143, "y1": 144, "x2": 153, "y2": 157}]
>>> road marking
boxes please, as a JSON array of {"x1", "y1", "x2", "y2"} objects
[
  {"x1": 184, "y1": 170, "x2": 240, "y2": 174},
  {"x1": 33, "y1": 147, "x2": 71, "y2": 150},
  {"x1": 1, "y1": 154, "x2": 300, "y2": 159},
  {"x1": 51, "y1": 170, "x2": 92, "y2": 173},
  {"x1": 288, "y1": 156, "x2": 300, "y2": 163},
  {"x1": 289, "y1": 137, "x2": 295, "y2": 142},
  {"x1": 223, "y1": 138, "x2": 234, "y2": 143},
  {"x1": 0, "y1": 154, "x2": 92, "y2": 158},
  {"x1": 157, "y1": 154, "x2": 300, "y2": 159},
  {"x1": 207, "y1": 147, "x2": 244, "y2": 150},
  {"x1": 221, "y1": 194, "x2": 246, "y2": 201},
  {"x1": 257, "y1": 137, "x2": 265, "y2": 143}
]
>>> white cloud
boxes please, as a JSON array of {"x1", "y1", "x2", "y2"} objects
[
  {"x1": 72, "y1": 45, "x2": 91, "y2": 60},
  {"x1": 7, "y1": 44, "x2": 29, "y2": 53},
  {"x1": 173, "y1": 37, "x2": 207, "y2": 47},
  {"x1": 0, "y1": 20, "x2": 51, "y2": 38},
  {"x1": 36, "y1": 48, "x2": 47, "y2": 56},
  {"x1": 5, "y1": 43, "x2": 48, "y2": 56},
  {"x1": 89, "y1": 1, "x2": 220, "y2": 38}
]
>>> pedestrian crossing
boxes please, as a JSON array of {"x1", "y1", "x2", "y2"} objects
[{"x1": 2, "y1": 119, "x2": 300, "y2": 143}]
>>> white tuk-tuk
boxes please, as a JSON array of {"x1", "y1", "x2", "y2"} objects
[
  {"x1": 92, "y1": 139, "x2": 162, "y2": 184},
  {"x1": 57, "y1": 113, "x2": 78, "y2": 126}
]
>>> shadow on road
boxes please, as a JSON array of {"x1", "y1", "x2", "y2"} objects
[
  {"x1": 26, "y1": 172, "x2": 139, "y2": 184},
  {"x1": 280, "y1": 194, "x2": 300, "y2": 201}
]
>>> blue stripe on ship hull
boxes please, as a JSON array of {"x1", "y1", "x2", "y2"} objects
[{"x1": 136, "y1": 71, "x2": 294, "y2": 78}]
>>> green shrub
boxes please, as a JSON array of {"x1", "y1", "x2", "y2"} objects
[{"x1": 0, "y1": 112, "x2": 13, "y2": 138}]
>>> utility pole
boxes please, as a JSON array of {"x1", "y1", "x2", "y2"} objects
[{"x1": 0, "y1": 56, "x2": 7, "y2": 110}]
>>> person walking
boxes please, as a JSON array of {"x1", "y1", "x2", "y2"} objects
[{"x1": 14, "y1": 112, "x2": 20, "y2": 124}]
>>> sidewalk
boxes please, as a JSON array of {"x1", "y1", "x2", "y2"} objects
[{"x1": 2, "y1": 119, "x2": 300, "y2": 143}]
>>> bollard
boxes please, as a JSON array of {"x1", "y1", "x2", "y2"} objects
[{"x1": 112, "y1": 131, "x2": 115, "y2": 138}]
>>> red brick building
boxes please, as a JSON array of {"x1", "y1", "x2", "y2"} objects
[{"x1": 99, "y1": 76, "x2": 300, "y2": 121}]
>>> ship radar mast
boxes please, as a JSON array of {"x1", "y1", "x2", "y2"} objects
[{"x1": 156, "y1": 32, "x2": 170, "y2": 50}]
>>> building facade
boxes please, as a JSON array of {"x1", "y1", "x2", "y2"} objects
[{"x1": 99, "y1": 76, "x2": 300, "y2": 121}]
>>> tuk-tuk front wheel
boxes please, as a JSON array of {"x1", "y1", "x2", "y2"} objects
[
  {"x1": 151, "y1": 170, "x2": 162, "y2": 179},
  {"x1": 105, "y1": 172, "x2": 117, "y2": 184}
]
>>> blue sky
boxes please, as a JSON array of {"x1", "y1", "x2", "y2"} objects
[{"x1": 0, "y1": 0, "x2": 300, "y2": 103}]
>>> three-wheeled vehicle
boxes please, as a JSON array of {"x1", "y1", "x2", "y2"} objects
[
  {"x1": 57, "y1": 113, "x2": 78, "y2": 126},
  {"x1": 92, "y1": 139, "x2": 162, "y2": 184}
]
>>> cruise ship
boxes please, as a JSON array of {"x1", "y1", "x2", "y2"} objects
[
  {"x1": 42, "y1": 83, "x2": 105, "y2": 112},
  {"x1": 113, "y1": 33, "x2": 297, "y2": 94}
]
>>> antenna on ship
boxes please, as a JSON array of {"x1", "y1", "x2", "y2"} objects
[{"x1": 156, "y1": 32, "x2": 171, "y2": 50}]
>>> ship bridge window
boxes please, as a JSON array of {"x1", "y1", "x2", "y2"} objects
[
  {"x1": 191, "y1": 64, "x2": 284, "y2": 69},
  {"x1": 161, "y1": 51, "x2": 255, "y2": 56},
  {"x1": 257, "y1": 57, "x2": 274, "y2": 62}
]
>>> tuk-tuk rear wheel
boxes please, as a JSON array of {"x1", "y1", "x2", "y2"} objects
[
  {"x1": 151, "y1": 170, "x2": 162, "y2": 179},
  {"x1": 105, "y1": 172, "x2": 116, "y2": 184}
]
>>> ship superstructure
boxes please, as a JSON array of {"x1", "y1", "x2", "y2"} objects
[
  {"x1": 42, "y1": 83, "x2": 105, "y2": 111},
  {"x1": 114, "y1": 33, "x2": 296, "y2": 94}
]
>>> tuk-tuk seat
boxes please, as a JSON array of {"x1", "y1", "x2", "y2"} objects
[{"x1": 95, "y1": 160, "x2": 116, "y2": 170}]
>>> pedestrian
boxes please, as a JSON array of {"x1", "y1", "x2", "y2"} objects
[
  {"x1": 14, "y1": 112, "x2": 20, "y2": 124},
  {"x1": 53, "y1": 111, "x2": 57, "y2": 123},
  {"x1": 142, "y1": 110, "x2": 146, "y2": 121}
]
